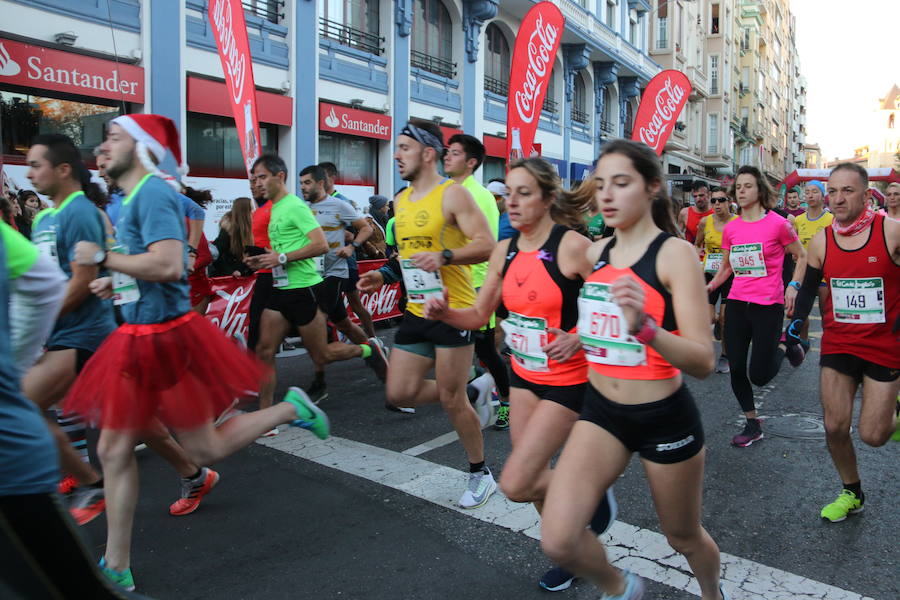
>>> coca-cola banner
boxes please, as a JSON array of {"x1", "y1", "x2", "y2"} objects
[
  {"x1": 350, "y1": 259, "x2": 402, "y2": 322},
  {"x1": 630, "y1": 70, "x2": 691, "y2": 156},
  {"x1": 506, "y1": 2, "x2": 565, "y2": 162},
  {"x1": 206, "y1": 276, "x2": 256, "y2": 343},
  {"x1": 208, "y1": 0, "x2": 262, "y2": 175}
]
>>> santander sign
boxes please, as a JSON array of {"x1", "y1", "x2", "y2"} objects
[{"x1": 631, "y1": 70, "x2": 692, "y2": 155}]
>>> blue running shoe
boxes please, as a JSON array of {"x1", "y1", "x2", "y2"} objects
[
  {"x1": 590, "y1": 488, "x2": 618, "y2": 535},
  {"x1": 99, "y1": 557, "x2": 135, "y2": 592},
  {"x1": 601, "y1": 570, "x2": 644, "y2": 600},
  {"x1": 539, "y1": 566, "x2": 575, "y2": 592}
]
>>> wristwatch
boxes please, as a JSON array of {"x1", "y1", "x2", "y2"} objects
[
  {"x1": 351, "y1": 241, "x2": 361, "y2": 249},
  {"x1": 92, "y1": 249, "x2": 107, "y2": 266},
  {"x1": 278, "y1": 252, "x2": 287, "y2": 265},
  {"x1": 788, "y1": 281, "x2": 801, "y2": 291},
  {"x1": 441, "y1": 249, "x2": 454, "y2": 265}
]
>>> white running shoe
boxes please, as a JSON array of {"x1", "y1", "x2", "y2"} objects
[
  {"x1": 260, "y1": 427, "x2": 280, "y2": 438},
  {"x1": 458, "y1": 468, "x2": 497, "y2": 509},
  {"x1": 467, "y1": 373, "x2": 495, "y2": 427}
]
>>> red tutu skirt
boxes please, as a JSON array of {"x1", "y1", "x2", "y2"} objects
[
  {"x1": 64, "y1": 311, "x2": 268, "y2": 431},
  {"x1": 188, "y1": 271, "x2": 213, "y2": 305}
]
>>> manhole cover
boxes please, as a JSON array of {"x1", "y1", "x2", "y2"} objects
[{"x1": 763, "y1": 412, "x2": 832, "y2": 440}]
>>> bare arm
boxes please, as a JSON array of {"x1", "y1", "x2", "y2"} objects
[
  {"x1": 187, "y1": 218, "x2": 203, "y2": 249},
  {"x1": 783, "y1": 239, "x2": 807, "y2": 315},
  {"x1": 78, "y1": 238, "x2": 184, "y2": 282},
  {"x1": 337, "y1": 217, "x2": 373, "y2": 258},
  {"x1": 694, "y1": 216, "x2": 707, "y2": 252},
  {"x1": 706, "y1": 247, "x2": 734, "y2": 292},
  {"x1": 57, "y1": 262, "x2": 99, "y2": 317},
  {"x1": 677, "y1": 207, "x2": 688, "y2": 235},
  {"x1": 246, "y1": 228, "x2": 329, "y2": 270}
]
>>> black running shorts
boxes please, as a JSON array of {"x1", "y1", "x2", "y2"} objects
[
  {"x1": 313, "y1": 276, "x2": 349, "y2": 323},
  {"x1": 509, "y1": 369, "x2": 586, "y2": 414},
  {"x1": 394, "y1": 310, "x2": 473, "y2": 358},
  {"x1": 820, "y1": 353, "x2": 900, "y2": 383},
  {"x1": 265, "y1": 287, "x2": 319, "y2": 328}
]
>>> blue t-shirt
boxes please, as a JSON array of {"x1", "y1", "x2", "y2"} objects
[
  {"x1": 0, "y1": 222, "x2": 59, "y2": 496},
  {"x1": 498, "y1": 212, "x2": 516, "y2": 240},
  {"x1": 106, "y1": 190, "x2": 124, "y2": 228},
  {"x1": 31, "y1": 191, "x2": 116, "y2": 351},
  {"x1": 180, "y1": 194, "x2": 205, "y2": 221},
  {"x1": 116, "y1": 174, "x2": 190, "y2": 324}
]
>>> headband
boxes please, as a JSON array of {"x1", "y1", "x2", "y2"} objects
[
  {"x1": 805, "y1": 180, "x2": 826, "y2": 196},
  {"x1": 400, "y1": 123, "x2": 444, "y2": 154}
]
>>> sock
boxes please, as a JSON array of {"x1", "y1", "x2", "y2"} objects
[
  {"x1": 499, "y1": 400, "x2": 510, "y2": 407},
  {"x1": 314, "y1": 370, "x2": 325, "y2": 384},
  {"x1": 469, "y1": 461, "x2": 486, "y2": 474},
  {"x1": 360, "y1": 344, "x2": 372, "y2": 359},
  {"x1": 186, "y1": 468, "x2": 203, "y2": 481},
  {"x1": 89, "y1": 478, "x2": 104, "y2": 489},
  {"x1": 843, "y1": 481, "x2": 863, "y2": 503}
]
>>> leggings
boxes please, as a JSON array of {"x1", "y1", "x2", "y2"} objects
[
  {"x1": 723, "y1": 300, "x2": 786, "y2": 413},
  {"x1": 0, "y1": 493, "x2": 149, "y2": 599},
  {"x1": 474, "y1": 328, "x2": 510, "y2": 398},
  {"x1": 247, "y1": 272, "x2": 273, "y2": 352}
]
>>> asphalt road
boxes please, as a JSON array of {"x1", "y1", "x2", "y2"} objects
[{"x1": 71, "y1": 316, "x2": 898, "y2": 600}]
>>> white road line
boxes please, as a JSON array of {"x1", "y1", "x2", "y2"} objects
[
  {"x1": 402, "y1": 430, "x2": 460, "y2": 456},
  {"x1": 257, "y1": 429, "x2": 874, "y2": 600}
]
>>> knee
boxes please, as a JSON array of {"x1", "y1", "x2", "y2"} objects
[
  {"x1": 823, "y1": 415, "x2": 852, "y2": 439},
  {"x1": 748, "y1": 368, "x2": 774, "y2": 387},
  {"x1": 858, "y1": 424, "x2": 891, "y2": 448},
  {"x1": 540, "y1": 528, "x2": 578, "y2": 567},
  {"x1": 662, "y1": 528, "x2": 702, "y2": 556},
  {"x1": 386, "y1": 382, "x2": 415, "y2": 407},
  {"x1": 97, "y1": 435, "x2": 130, "y2": 467},
  {"x1": 499, "y1": 470, "x2": 536, "y2": 504}
]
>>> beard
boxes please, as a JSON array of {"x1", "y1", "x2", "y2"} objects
[{"x1": 105, "y1": 148, "x2": 135, "y2": 182}]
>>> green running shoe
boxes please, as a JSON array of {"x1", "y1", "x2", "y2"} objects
[
  {"x1": 99, "y1": 557, "x2": 135, "y2": 592},
  {"x1": 284, "y1": 387, "x2": 330, "y2": 440},
  {"x1": 820, "y1": 489, "x2": 863, "y2": 522},
  {"x1": 891, "y1": 399, "x2": 900, "y2": 443},
  {"x1": 493, "y1": 405, "x2": 510, "y2": 431}
]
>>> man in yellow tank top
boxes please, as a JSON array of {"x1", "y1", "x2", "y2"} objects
[
  {"x1": 360, "y1": 119, "x2": 497, "y2": 508},
  {"x1": 792, "y1": 180, "x2": 833, "y2": 342},
  {"x1": 695, "y1": 186, "x2": 737, "y2": 373}
]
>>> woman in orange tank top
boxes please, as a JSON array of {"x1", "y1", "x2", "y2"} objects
[
  {"x1": 424, "y1": 158, "x2": 617, "y2": 591},
  {"x1": 540, "y1": 141, "x2": 728, "y2": 600}
]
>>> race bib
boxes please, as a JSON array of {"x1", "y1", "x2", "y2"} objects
[
  {"x1": 401, "y1": 259, "x2": 443, "y2": 303},
  {"x1": 33, "y1": 229, "x2": 58, "y2": 261},
  {"x1": 314, "y1": 255, "x2": 325, "y2": 276},
  {"x1": 501, "y1": 312, "x2": 549, "y2": 372},
  {"x1": 730, "y1": 243, "x2": 767, "y2": 277},
  {"x1": 272, "y1": 264, "x2": 289, "y2": 288},
  {"x1": 577, "y1": 282, "x2": 647, "y2": 367},
  {"x1": 704, "y1": 250, "x2": 723, "y2": 274},
  {"x1": 830, "y1": 277, "x2": 885, "y2": 324},
  {"x1": 110, "y1": 245, "x2": 140, "y2": 305}
]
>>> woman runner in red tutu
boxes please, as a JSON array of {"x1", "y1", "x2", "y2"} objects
[{"x1": 67, "y1": 114, "x2": 328, "y2": 592}]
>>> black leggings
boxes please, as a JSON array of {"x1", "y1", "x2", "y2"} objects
[
  {"x1": 723, "y1": 300, "x2": 786, "y2": 413},
  {"x1": 247, "y1": 272, "x2": 273, "y2": 352},
  {"x1": 474, "y1": 328, "x2": 510, "y2": 398},
  {"x1": 0, "y1": 493, "x2": 149, "y2": 599}
]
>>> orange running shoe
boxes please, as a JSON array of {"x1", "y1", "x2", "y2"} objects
[
  {"x1": 169, "y1": 468, "x2": 219, "y2": 516},
  {"x1": 69, "y1": 486, "x2": 106, "y2": 525}
]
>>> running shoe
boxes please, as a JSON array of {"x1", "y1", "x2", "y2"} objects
[
  {"x1": 539, "y1": 566, "x2": 575, "y2": 592},
  {"x1": 590, "y1": 488, "x2": 618, "y2": 535},
  {"x1": 385, "y1": 402, "x2": 416, "y2": 414},
  {"x1": 600, "y1": 569, "x2": 645, "y2": 600},
  {"x1": 370, "y1": 336, "x2": 390, "y2": 358},
  {"x1": 306, "y1": 379, "x2": 328, "y2": 405},
  {"x1": 891, "y1": 399, "x2": 900, "y2": 443},
  {"x1": 285, "y1": 387, "x2": 330, "y2": 440},
  {"x1": 458, "y1": 468, "x2": 497, "y2": 509},
  {"x1": 715, "y1": 355, "x2": 730, "y2": 374},
  {"x1": 99, "y1": 557, "x2": 135, "y2": 592},
  {"x1": 260, "y1": 427, "x2": 280, "y2": 438},
  {"x1": 467, "y1": 373, "x2": 495, "y2": 427},
  {"x1": 731, "y1": 419, "x2": 763, "y2": 447},
  {"x1": 58, "y1": 474, "x2": 78, "y2": 495},
  {"x1": 493, "y1": 405, "x2": 510, "y2": 431},
  {"x1": 820, "y1": 489, "x2": 864, "y2": 522},
  {"x1": 713, "y1": 321, "x2": 721, "y2": 341},
  {"x1": 781, "y1": 334, "x2": 808, "y2": 367},
  {"x1": 365, "y1": 338, "x2": 389, "y2": 382},
  {"x1": 68, "y1": 486, "x2": 106, "y2": 526},
  {"x1": 720, "y1": 583, "x2": 731, "y2": 600},
  {"x1": 169, "y1": 468, "x2": 220, "y2": 516}
]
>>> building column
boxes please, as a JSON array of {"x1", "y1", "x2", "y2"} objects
[
  {"x1": 295, "y1": 0, "x2": 318, "y2": 172},
  {"x1": 147, "y1": 1, "x2": 182, "y2": 125},
  {"x1": 393, "y1": 0, "x2": 413, "y2": 192},
  {"x1": 563, "y1": 44, "x2": 590, "y2": 186},
  {"x1": 618, "y1": 76, "x2": 640, "y2": 138},
  {"x1": 462, "y1": 0, "x2": 498, "y2": 135},
  {"x1": 593, "y1": 62, "x2": 618, "y2": 157}
]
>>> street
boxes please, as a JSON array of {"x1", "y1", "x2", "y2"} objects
[{"x1": 79, "y1": 316, "x2": 898, "y2": 600}]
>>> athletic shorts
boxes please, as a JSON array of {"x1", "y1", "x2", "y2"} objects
[
  {"x1": 394, "y1": 310, "x2": 473, "y2": 359},
  {"x1": 509, "y1": 369, "x2": 586, "y2": 413},
  {"x1": 341, "y1": 264, "x2": 360, "y2": 294},
  {"x1": 314, "y1": 276, "x2": 349, "y2": 323},
  {"x1": 265, "y1": 287, "x2": 319, "y2": 328},
  {"x1": 820, "y1": 353, "x2": 900, "y2": 384},
  {"x1": 580, "y1": 384, "x2": 705, "y2": 464},
  {"x1": 705, "y1": 272, "x2": 733, "y2": 305},
  {"x1": 46, "y1": 346, "x2": 94, "y2": 374}
]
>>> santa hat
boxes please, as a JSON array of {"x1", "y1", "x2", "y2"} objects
[{"x1": 110, "y1": 114, "x2": 188, "y2": 189}]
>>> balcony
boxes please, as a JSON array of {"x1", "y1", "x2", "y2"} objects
[
  {"x1": 484, "y1": 76, "x2": 508, "y2": 97},
  {"x1": 600, "y1": 120, "x2": 615, "y2": 136},
  {"x1": 243, "y1": 0, "x2": 284, "y2": 24},
  {"x1": 687, "y1": 66, "x2": 709, "y2": 98},
  {"x1": 411, "y1": 50, "x2": 456, "y2": 79},
  {"x1": 572, "y1": 107, "x2": 590, "y2": 125},
  {"x1": 319, "y1": 18, "x2": 383, "y2": 56}
]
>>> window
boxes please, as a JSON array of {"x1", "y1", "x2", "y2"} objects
[
  {"x1": 484, "y1": 23, "x2": 510, "y2": 96},
  {"x1": 741, "y1": 66, "x2": 750, "y2": 91},
  {"x1": 656, "y1": 1, "x2": 668, "y2": 49},
  {"x1": 318, "y1": 132, "x2": 377, "y2": 186},
  {"x1": 773, "y1": 37, "x2": 781, "y2": 59},
  {"x1": 544, "y1": 68, "x2": 558, "y2": 114},
  {"x1": 758, "y1": 71, "x2": 765, "y2": 94},
  {"x1": 483, "y1": 158, "x2": 505, "y2": 183},
  {"x1": 319, "y1": 0, "x2": 382, "y2": 54},
  {"x1": 572, "y1": 73, "x2": 588, "y2": 125},
  {"x1": 187, "y1": 113, "x2": 277, "y2": 178},
  {"x1": 1, "y1": 90, "x2": 122, "y2": 168},
  {"x1": 741, "y1": 28, "x2": 750, "y2": 51},
  {"x1": 710, "y1": 55, "x2": 719, "y2": 95},
  {"x1": 628, "y1": 10, "x2": 638, "y2": 45},
  {"x1": 741, "y1": 107, "x2": 749, "y2": 130},
  {"x1": 889, "y1": 113, "x2": 895, "y2": 129},
  {"x1": 606, "y1": 0, "x2": 617, "y2": 29},
  {"x1": 600, "y1": 87, "x2": 613, "y2": 134},
  {"x1": 710, "y1": 3, "x2": 719, "y2": 34},
  {"x1": 244, "y1": 0, "x2": 283, "y2": 24},
  {"x1": 625, "y1": 100, "x2": 635, "y2": 136},
  {"x1": 411, "y1": 0, "x2": 454, "y2": 78},
  {"x1": 708, "y1": 114, "x2": 718, "y2": 154}
]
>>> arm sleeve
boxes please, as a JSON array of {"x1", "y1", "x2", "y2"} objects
[
  {"x1": 1, "y1": 221, "x2": 39, "y2": 279},
  {"x1": 180, "y1": 195, "x2": 206, "y2": 221},
  {"x1": 9, "y1": 253, "x2": 67, "y2": 374},
  {"x1": 139, "y1": 191, "x2": 186, "y2": 246},
  {"x1": 64, "y1": 206, "x2": 106, "y2": 264},
  {"x1": 379, "y1": 256, "x2": 401, "y2": 285},
  {"x1": 779, "y1": 218, "x2": 799, "y2": 246},
  {"x1": 790, "y1": 265, "x2": 824, "y2": 323},
  {"x1": 339, "y1": 200, "x2": 362, "y2": 226},
  {"x1": 720, "y1": 225, "x2": 732, "y2": 251}
]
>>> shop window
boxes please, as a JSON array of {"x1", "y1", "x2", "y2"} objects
[
  {"x1": 318, "y1": 132, "x2": 377, "y2": 186},
  {"x1": 319, "y1": 0, "x2": 383, "y2": 55},
  {"x1": 411, "y1": 0, "x2": 455, "y2": 78},
  {"x1": 1, "y1": 90, "x2": 121, "y2": 168},
  {"x1": 482, "y1": 158, "x2": 506, "y2": 185},
  {"x1": 484, "y1": 23, "x2": 510, "y2": 96},
  {"x1": 186, "y1": 113, "x2": 278, "y2": 178}
]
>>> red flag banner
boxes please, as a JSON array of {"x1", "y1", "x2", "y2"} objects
[
  {"x1": 631, "y1": 69, "x2": 691, "y2": 155},
  {"x1": 506, "y1": 2, "x2": 565, "y2": 162},
  {"x1": 208, "y1": 0, "x2": 262, "y2": 175},
  {"x1": 206, "y1": 275, "x2": 256, "y2": 343},
  {"x1": 350, "y1": 259, "x2": 402, "y2": 322}
]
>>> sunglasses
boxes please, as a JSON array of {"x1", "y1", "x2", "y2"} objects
[{"x1": 711, "y1": 197, "x2": 730, "y2": 204}]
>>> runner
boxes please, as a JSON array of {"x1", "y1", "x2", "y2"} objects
[
  {"x1": 695, "y1": 186, "x2": 736, "y2": 373},
  {"x1": 358, "y1": 119, "x2": 496, "y2": 508},
  {"x1": 677, "y1": 182, "x2": 713, "y2": 243},
  {"x1": 784, "y1": 185, "x2": 806, "y2": 217},
  {"x1": 247, "y1": 153, "x2": 387, "y2": 431},
  {"x1": 706, "y1": 165, "x2": 808, "y2": 447},
  {"x1": 247, "y1": 172, "x2": 273, "y2": 351},
  {"x1": 300, "y1": 163, "x2": 383, "y2": 404},
  {"x1": 883, "y1": 182, "x2": 900, "y2": 221},
  {"x1": 791, "y1": 180, "x2": 833, "y2": 342},
  {"x1": 180, "y1": 187, "x2": 214, "y2": 315},
  {"x1": 443, "y1": 133, "x2": 510, "y2": 430},
  {"x1": 65, "y1": 115, "x2": 330, "y2": 591},
  {"x1": 540, "y1": 140, "x2": 728, "y2": 600},
  {"x1": 784, "y1": 163, "x2": 900, "y2": 522},
  {"x1": 423, "y1": 157, "x2": 616, "y2": 591},
  {"x1": 583, "y1": 179, "x2": 607, "y2": 241}
]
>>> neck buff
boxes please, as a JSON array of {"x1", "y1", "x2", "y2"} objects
[
  {"x1": 833, "y1": 206, "x2": 876, "y2": 236},
  {"x1": 400, "y1": 123, "x2": 444, "y2": 154}
]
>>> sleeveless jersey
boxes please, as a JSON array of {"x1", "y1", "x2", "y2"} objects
[
  {"x1": 500, "y1": 225, "x2": 587, "y2": 386},
  {"x1": 701, "y1": 215, "x2": 736, "y2": 273},
  {"x1": 793, "y1": 210, "x2": 833, "y2": 249},
  {"x1": 821, "y1": 214, "x2": 900, "y2": 368},
  {"x1": 685, "y1": 207, "x2": 713, "y2": 243},
  {"x1": 395, "y1": 179, "x2": 475, "y2": 317},
  {"x1": 579, "y1": 233, "x2": 680, "y2": 380}
]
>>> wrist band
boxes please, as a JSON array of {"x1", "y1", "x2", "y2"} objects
[{"x1": 632, "y1": 314, "x2": 659, "y2": 344}]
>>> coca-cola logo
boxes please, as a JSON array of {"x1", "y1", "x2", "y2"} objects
[
  {"x1": 638, "y1": 77, "x2": 687, "y2": 152},
  {"x1": 208, "y1": 282, "x2": 253, "y2": 340},
  {"x1": 514, "y1": 14, "x2": 559, "y2": 125},
  {"x1": 211, "y1": 0, "x2": 246, "y2": 105}
]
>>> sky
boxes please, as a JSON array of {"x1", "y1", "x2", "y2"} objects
[{"x1": 790, "y1": 0, "x2": 899, "y2": 161}]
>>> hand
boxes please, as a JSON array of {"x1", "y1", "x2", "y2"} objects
[
  {"x1": 423, "y1": 289, "x2": 450, "y2": 320},
  {"x1": 187, "y1": 253, "x2": 197, "y2": 274},
  {"x1": 611, "y1": 274, "x2": 646, "y2": 334},
  {"x1": 542, "y1": 327, "x2": 581, "y2": 363},
  {"x1": 248, "y1": 249, "x2": 280, "y2": 270},
  {"x1": 357, "y1": 269, "x2": 384, "y2": 293},
  {"x1": 231, "y1": 271, "x2": 242, "y2": 277},
  {"x1": 336, "y1": 245, "x2": 354, "y2": 259},
  {"x1": 74, "y1": 241, "x2": 102, "y2": 266},
  {"x1": 89, "y1": 276, "x2": 113, "y2": 299},
  {"x1": 784, "y1": 286, "x2": 798, "y2": 316},
  {"x1": 411, "y1": 251, "x2": 443, "y2": 273},
  {"x1": 706, "y1": 279, "x2": 717, "y2": 294}
]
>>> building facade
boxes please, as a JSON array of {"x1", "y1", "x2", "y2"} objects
[{"x1": 826, "y1": 84, "x2": 900, "y2": 170}]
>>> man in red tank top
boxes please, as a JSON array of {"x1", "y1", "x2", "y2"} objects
[
  {"x1": 677, "y1": 183, "x2": 713, "y2": 243},
  {"x1": 785, "y1": 162, "x2": 900, "y2": 523},
  {"x1": 246, "y1": 174, "x2": 273, "y2": 352}
]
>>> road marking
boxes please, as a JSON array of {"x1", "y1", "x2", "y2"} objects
[
  {"x1": 258, "y1": 429, "x2": 874, "y2": 600},
  {"x1": 402, "y1": 430, "x2": 460, "y2": 456}
]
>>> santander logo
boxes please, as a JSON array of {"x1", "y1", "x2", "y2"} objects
[
  {"x1": 211, "y1": 0, "x2": 246, "y2": 105},
  {"x1": 324, "y1": 107, "x2": 340, "y2": 128},
  {"x1": 514, "y1": 14, "x2": 559, "y2": 125},
  {"x1": 0, "y1": 43, "x2": 20, "y2": 76}
]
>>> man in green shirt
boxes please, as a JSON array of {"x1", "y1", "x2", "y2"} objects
[{"x1": 246, "y1": 155, "x2": 387, "y2": 432}]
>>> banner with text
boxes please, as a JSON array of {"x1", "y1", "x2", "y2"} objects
[
  {"x1": 208, "y1": 0, "x2": 262, "y2": 176},
  {"x1": 630, "y1": 70, "x2": 691, "y2": 156},
  {"x1": 505, "y1": 2, "x2": 564, "y2": 163}
]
